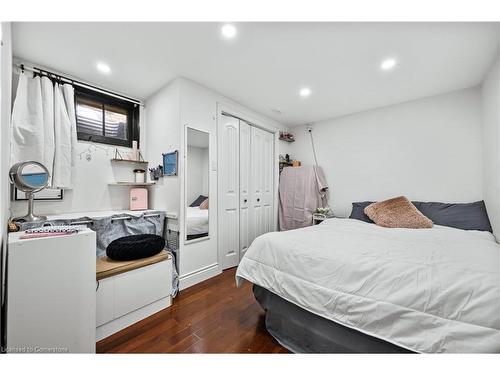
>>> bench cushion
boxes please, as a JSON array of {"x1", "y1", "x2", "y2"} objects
[{"x1": 106, "y1": 234, "x2": 165, "y2": 261}]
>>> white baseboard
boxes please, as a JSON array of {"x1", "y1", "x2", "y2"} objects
[
  {"x1": 179, "y1": 263, "x2": 221, "y2": 290},
  {"x1": 96, "y1": 296, "x2": 172, "y2": 342}
]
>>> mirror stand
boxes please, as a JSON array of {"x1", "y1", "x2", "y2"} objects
[
  {"x1": 9, "y1": 161, "x2": 50, "y2": 223},
  {"x1": 13, "y1": 191, "x2": 47, "y2": 222}
]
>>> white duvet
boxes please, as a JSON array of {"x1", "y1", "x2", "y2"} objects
[
  {"x1": 186, "y1": 206, "x2": 209, "y2": 235},
  {"x1": 236, "y1": 218, "x2": 500, "y2": 353}
]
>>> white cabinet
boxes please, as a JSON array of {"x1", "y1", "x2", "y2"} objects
[
  {"x1": 219, "y1": 114, "x2": 275, "y2": 269},
  {"x1": 96, "y1": 258, "x2": 172, "y2": 341},
  {"x1": 7, "y1": 230, "x2": 96, "y2": 353}
]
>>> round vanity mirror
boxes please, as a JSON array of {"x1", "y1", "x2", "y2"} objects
[{"x1": 9, "y1": 161, "x2": 50, "y2": 222}]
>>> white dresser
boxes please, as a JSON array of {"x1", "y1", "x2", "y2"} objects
[{"x1": 7, "y1": 229, "x2": 96, "y2": 353}]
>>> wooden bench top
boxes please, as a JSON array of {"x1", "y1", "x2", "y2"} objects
[{"x1": 96, "y1": 250, "x2": 170, "y2": 280}]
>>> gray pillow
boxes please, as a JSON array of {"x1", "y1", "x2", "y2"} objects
[
  {"x1": 412, "y1": 201, "x2": 492, "y2": 232},
  {"x1": 349, "y1": 200, "x2": 492, "y2": 232},
  {"x1": 349, "y1": 201, "x2": 374, "y2": 223},
  {"x1": 190, "y1": 195, "x2": 208, "y2": 207}
]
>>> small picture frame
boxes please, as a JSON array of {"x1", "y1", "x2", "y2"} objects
[
  {"x1": 163, "y1": 150, "x2": 178, "y2": 176},
  {"x1": 14, "y1": 187, "x2": 64, "y2": 201}
]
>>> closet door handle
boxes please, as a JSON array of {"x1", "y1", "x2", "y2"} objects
[
  {"x1": 244, "y1": 199, "x2": 248, "y2": 203},
  {"x1": 257, "y1": 198, "x2": 260, "y2": 202}
]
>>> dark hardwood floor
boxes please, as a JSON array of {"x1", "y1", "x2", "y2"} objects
[{"x1": 96, "y1": 267, "x2": 288, "y2": 353}]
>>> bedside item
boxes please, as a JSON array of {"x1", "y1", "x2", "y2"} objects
[
  {"x1": 364, "y1": 196, "x2": 433, "y2": 229},
  {"x1": 163, "y1": 150, "x2": 178, "y2": 176},
  {"x1": 313, "y1": 207, "x2": 333, "y2": 225},
  {"x1": 9, "y1": 161, "x2": 50, "y2": 222},
  {"x1": 130, "y1": 188, "x2": 148, "y2": 210},
  {"x1": 134, "y1": 168, "x2": 146, "y2": 183},
  {"x1": 312, "y1": 213, "x2": 327, "y2": 225}
]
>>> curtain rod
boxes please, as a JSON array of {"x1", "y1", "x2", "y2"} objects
[{"x1": 16, "y1": 63, "x2": 143, "y2": 106}]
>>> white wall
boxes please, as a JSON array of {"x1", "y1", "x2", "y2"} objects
[
  {"x1": 0, "y1": 21, "x2": 12, "y2": 349},
  {"x1": 482, "y1": 51, "x2": 500, "y2": 238},
  {"x1": 144, "y1": 79, "x2": 180, "y2": 216},
  {"x1": 289, "y1": 87, "x2": 484, "y2": 218},
  {"x1": 146, "y1": 77, "x2": 286, "y2": 289}
]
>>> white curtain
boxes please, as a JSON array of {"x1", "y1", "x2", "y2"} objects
[{"x1": 11, "y1": 72, "x2": 76, "y2": 189}]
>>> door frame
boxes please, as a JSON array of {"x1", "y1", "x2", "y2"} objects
[{"x1": 216, "y1": 102, "x2": 280, "y2": 271}]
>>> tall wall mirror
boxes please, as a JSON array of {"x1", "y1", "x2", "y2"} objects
[{"x1": 185, "y1": 127, "x2": 210, "y2": 243}]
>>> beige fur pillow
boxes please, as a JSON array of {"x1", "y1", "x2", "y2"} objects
[
  {"x1": 364, "y1": 196, "x2": 433, "y2": 229},
  {"x1": 200, "y1": 198, "x2": 209, "y2": 210}
]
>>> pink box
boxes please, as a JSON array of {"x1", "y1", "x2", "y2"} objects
[{"x1": 130, "y1": 188, "x2": 148, "y2": 210}]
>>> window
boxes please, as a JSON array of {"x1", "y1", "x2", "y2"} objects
[{"x1": 75, "y1": 86, "x2": 139, "y2": 147}]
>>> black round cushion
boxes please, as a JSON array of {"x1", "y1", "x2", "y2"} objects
[{"x1": 106, "y1": 234, "x2": 165, "y2": 261}]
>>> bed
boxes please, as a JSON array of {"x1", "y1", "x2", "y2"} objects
[
  {"x1": 186, "y1": 206, "x2": 209, "y2": 240},
  {"x1": 236, "y1": 218, "x2": 500, "y2": 353}
]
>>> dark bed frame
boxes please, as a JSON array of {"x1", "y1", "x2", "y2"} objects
[{"x1": 253, "y1": 285, "x2": 413, "y2": 353}]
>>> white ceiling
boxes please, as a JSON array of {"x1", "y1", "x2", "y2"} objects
[{"x1": 12, "y1": 22, "x2": 499, "y2": 126}]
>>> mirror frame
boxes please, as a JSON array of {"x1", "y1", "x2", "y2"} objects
[
  {"x1": 9, "y1": 161, "x2": 50, "y2": 192},
  {"x1": 184, "y1": 125, "x2": 211, "y2": 245}
]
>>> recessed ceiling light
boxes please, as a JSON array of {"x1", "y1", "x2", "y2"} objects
[
  {"x1": 299, "y1": 87, "x2": 311, "y2": 97},
  {"x1": 380, "y1": 58, "x2": 397, "y2": 71},
  {"x1": 221, "y1": 24, "x2": 237, "y2": 39},
  {"x1": 96, "y1": 62, "x2": 111, "y2": 74}
]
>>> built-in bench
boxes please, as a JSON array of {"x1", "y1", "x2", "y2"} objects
[
  {"x1": 96, "y1": 251, "x2": 173, "y2": 341},
  {"x1": 96, "y1": 250, "x2": 169, "y2": 280}
]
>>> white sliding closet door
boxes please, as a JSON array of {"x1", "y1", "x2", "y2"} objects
[
  {"x1": 239, "y1": 121, "x2": 251, "y2": 260},
  {"x1": 218, "y1": 114, "x2": 275, "y2": 270},
  {"x1": 261, "y1": 128, "x2": 275, "y2": 234},
  {"x1": 250, "y1": 126, "x2": 275, "y2": 243},
  {"x1": 219, "y1": 115, "x2": 240, "y2": 269}
]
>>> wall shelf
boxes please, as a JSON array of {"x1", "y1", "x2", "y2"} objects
[
  {"x1": 278, "y1": 137, "x2": 295, "y2": 143},
  {"x1": 108, "y1": 182, "x2": 156, "y2": 186},
  {"x1": 110, "y1": 158, "x2": 149, "y2": 164}
]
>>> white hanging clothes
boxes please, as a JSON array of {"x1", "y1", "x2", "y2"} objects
[
  {"x1": 52, "y1": 83, "x2": 74, "y2": 189},
  {"x1": 11, "y1": 73, "x2": 45, "y2": 166},
  {"x1": 62, "y1": 83, "x2": 78, "y2": 186},
  {"x1": 41, "y1": 76, "x2": 55, "y2": 184},
  {"x1": 11, "y1": 72, "x2": 76, "y2": 189}
]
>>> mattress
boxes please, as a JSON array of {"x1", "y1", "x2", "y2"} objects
[
  {"x1": 186, "y1": 206, "x2": 209, "y2": 235},
  {"x1": 236, "y1": 218, "x2": 500, "y2": 353}
]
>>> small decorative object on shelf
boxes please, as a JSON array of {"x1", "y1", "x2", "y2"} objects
[
  {"x1": 313, "y1": 207, "x2": 334, "y2": 225},
  {"x1": 133, "y1": 169, "x2": 146, "y2": 183},
  {"x1": 149, "y1": 165, "x2": 164, "y2": 181},
  {"x1": 279, "y1": 131, "x2": 295, "y2": 142}
]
